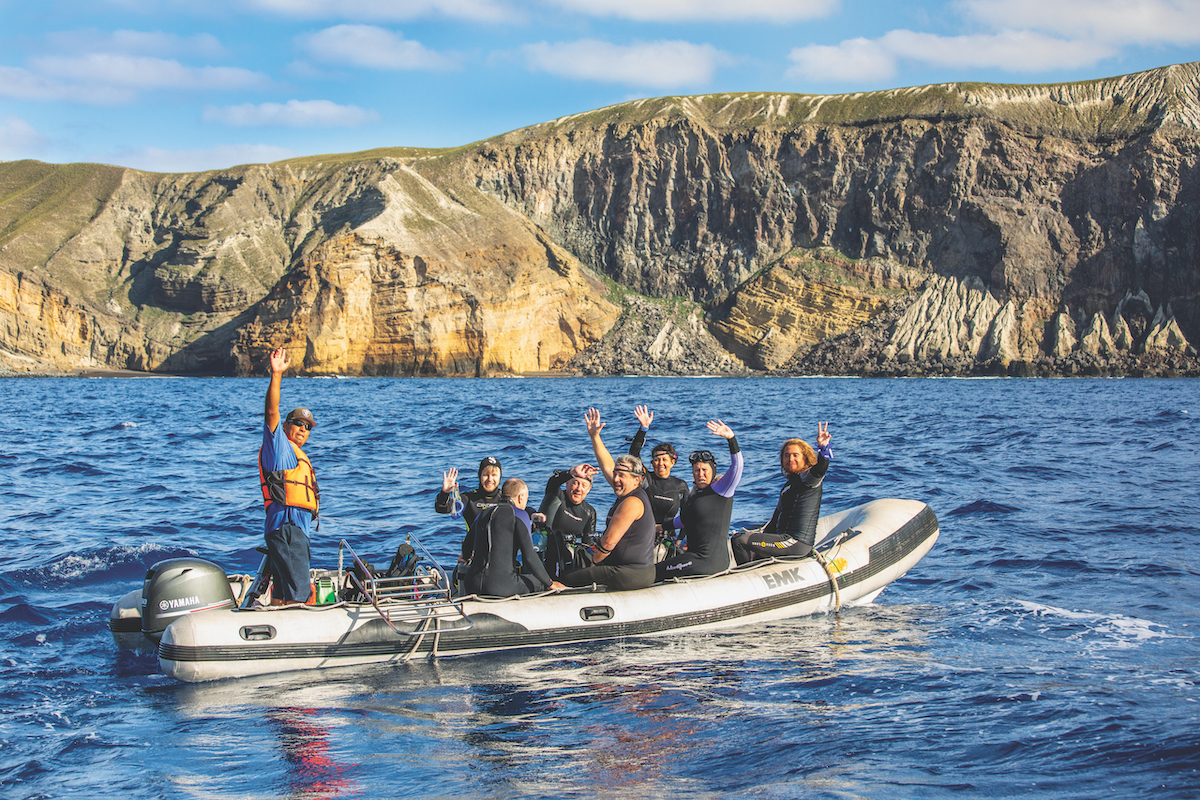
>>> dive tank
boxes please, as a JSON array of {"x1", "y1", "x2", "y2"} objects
[{"x1": 141, "y1": 558, "x2": 236, "y2": 642}]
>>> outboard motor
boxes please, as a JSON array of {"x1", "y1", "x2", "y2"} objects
[{"x1": 141, "y1": 558, "x2": 236, "y2": 642}]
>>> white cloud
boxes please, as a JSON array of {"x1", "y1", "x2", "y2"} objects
[
  {"x1": 116, "y1": 143, "x2": 297, "y2": 173},
  {"x1": 959, "y1": 0, "x2": 1200, "y2": 46},
  {"x1": 249, "y1": 0, "x2": 513, "y2": 22},
  {"x1": 785, "y1": 38, "x2": 898, "y2": 84},
  {"x1": 0, "y1": 116, "x2": 48, "y2": 160},
  {"x1": 43, "y1": 30, "x2": 226, "y2": 58},
  {"x1": 203, "y1": 99, "x2": 380, "y2": 127},
  {"x1": 523, "y1": 39, "x2": 726, "y2": 88},
  {"x1": 545, "y1": 0, "x2": 838, "y2": 21},
  {"x1": 0, "y1": 66, "x2": 134, "y2": 104},
  {"x1": 880, "y1": 29, "x2": 1114, "y2": 71},
  {"x1": 787, "y1": 29, "x2": 1115, "y2": 84},
  {"x1": 33, "y1": 54, "x2": 268, "y2": 91},
  {"x1": 302, "y1": 25, "x2": 459, "y2": 70}
]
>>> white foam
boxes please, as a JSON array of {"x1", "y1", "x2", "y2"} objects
[{"x1": 1013, "y1": 599, "x2": 1189, "y2": 651}]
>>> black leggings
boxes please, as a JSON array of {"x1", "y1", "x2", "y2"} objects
[
  {"x1": 562, "y1": 564, "x2": 655, "y2": 591},
  {"x1": 731, "y1": 531, "x2": 810, "y2": 564}
]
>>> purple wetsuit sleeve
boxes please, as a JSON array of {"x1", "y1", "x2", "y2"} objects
[{"x1": 710, "y1": 451, "x2": 743, "y2": 498}]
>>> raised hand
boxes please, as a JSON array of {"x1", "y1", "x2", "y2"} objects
[
  {"x1": 269, "y1": 346, "x2": 290, "y2": 375},
  {"x1": 442, "y1": 467, "x2": 459, "y2": 493},
  {"x1": 707, "y1": 419, "x2": 734, "y2": 439},
  {"x1": 634, "y1": 404, "x2": 654, "y2": 428},
  {"x1": 571, "y1": 463, "x2": 599, "y2": 481},
  {"x1": 585, "y1": 407, "x2": 605, "y2": 437},
  {"x1": 817, "y1": 421, "x2": 831, "y2": 448}
]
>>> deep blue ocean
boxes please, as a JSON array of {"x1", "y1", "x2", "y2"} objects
[{"x1": 1, "y1": 376, "x2": 1197, "y2": 799}]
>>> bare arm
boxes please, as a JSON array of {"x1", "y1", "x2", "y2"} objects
[
  {"x1": 593, "y1": 495, "x2": 644, "y2": 564},
  {"x1": 586, "y1": 408, "x2": 617, "y2": 488},
  {"x1": 264, "y1": 347, "x2": 290, "y2": 431}
]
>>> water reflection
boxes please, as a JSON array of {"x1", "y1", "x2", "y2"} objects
[
  {"x1": 269, "y1": 707, "x2": 356, "y2": 800},
  {"x1": 156, "y1": 603, "x2": 937, "y2": 797}
]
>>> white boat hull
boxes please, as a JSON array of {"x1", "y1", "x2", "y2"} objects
[{"x1": 147, "y1": 498, "x2": 938, "y2": 683}]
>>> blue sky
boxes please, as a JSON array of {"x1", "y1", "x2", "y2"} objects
[{"x1": 2, "y1": 0, "x2": 1197, "y2": 172}]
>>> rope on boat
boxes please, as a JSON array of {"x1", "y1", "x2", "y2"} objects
[
  {"x1": 402, "y1": 615, "x2": 434, "y2": 662},
  {"x1": 812, "y1": 531, "x2": 850, "y2": 613}
]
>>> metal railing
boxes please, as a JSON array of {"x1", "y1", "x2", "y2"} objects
[{"x1": 337, "y1": 538, "x2": 472, "y2": 638}]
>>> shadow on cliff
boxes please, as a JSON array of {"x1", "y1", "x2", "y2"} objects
[
  {"x1": 148, "y1": 184, "x2": 392, "y2": 375},
  {"x1": 154, "y1": 310, "x2": 256, "y2": 375},
  {"x1": 1058, "y1": 138, "x2": 1200, "y2": 344}
]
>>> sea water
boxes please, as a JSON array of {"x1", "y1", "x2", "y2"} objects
[{"x1": 1, "y1": 377, "x2": 1197, "y2": 798}]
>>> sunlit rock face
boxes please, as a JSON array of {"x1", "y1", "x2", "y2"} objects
[{"x1": 1, "y1": 64, "x2": 1198, "y2": 375}]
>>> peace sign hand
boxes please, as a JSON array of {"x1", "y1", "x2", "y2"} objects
[{"x1": 816, "y1": 421, "x2": 831, "y2": 448}]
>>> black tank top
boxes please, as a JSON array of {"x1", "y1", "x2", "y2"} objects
[{"x1": 606, "y1": 486, "x2": 656, "y2": 568}]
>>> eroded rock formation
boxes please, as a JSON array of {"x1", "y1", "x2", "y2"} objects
[{"x1": 2, "y1": 63, "x2": 1199, "y2": 376}]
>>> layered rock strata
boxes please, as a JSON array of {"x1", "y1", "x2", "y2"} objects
[
  {"x1": 780, "y1": 277, "x2": 1198, "y2": 377},
  {"x1": 2, "y1": 64, "x2": 1200, "y2": 376}
]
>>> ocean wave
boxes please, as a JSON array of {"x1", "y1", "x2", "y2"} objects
[
  {"x1": 1011, "y1": 600, "x2": 1189, "y2": 651},
  {"x1": 6, "y1": 543, "x2": 195, "y2": 588},
  {"x1": 948, "y1": 500, "x2": 1021, "y2": 516}
]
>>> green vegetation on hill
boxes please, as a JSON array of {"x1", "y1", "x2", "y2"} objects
[{"x1": 0, "y1": 161, "x2": 125, "y2": 253}]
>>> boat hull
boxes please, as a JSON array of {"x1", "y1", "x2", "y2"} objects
[{"x1": 155, "y1": 498, "x2": 938, "y2": 683}]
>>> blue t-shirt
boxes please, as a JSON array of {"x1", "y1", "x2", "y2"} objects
[{"x1": 261, "y1": 421, "x2": 315, "y2": 537}]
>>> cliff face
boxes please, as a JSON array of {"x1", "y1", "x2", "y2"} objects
[
  {"x1": 459, "y1": 64, "x2": 1200, "y2": 373},
  {"x1": 0, "y1": 158, "x2": 619, "y2": 375},
  {"x1": 2, "y1": 64, "x2": 1199, "y2": 376}
]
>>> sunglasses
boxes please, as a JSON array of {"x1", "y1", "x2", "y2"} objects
[
  {"x1": 689, "y1": 450, "x2": 715, "y2": 464},
  {"x1": 287, "y1": 419, "x2": 314, "y2": 431},
  {"x1": 612, "y1": 465, "x2": 643, "y2": 476}
]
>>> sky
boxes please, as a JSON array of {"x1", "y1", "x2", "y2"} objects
[{"x1": 1, "y1": 0, "x2": 1198, "y2": 173}]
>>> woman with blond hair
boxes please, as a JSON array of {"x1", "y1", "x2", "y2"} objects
[{"x1": 732, "y1": 422, "x2": 832, "y2": 565}]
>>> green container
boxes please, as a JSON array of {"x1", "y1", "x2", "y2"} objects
[{"x1": 316, "y1": 577, "x2": 336, "y2": 604}]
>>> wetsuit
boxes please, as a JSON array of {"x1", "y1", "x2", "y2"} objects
[
  {"x1": 656, "y1": 437, "x2": 743, "y2": 581},
  {"x1": 629, "y1": 428, "x2": 689, "y2": 528},
  {"x1": 562, "y1": 486, "x2": 656, "y2": 591},
  {"x1": 464, "y1": 503, "x2": 553, "y2": 597},
  {"x1": 435, "y1": 485, "x2": 503, "y2": 561},
  {"x1": 732, "y1": 444, "x2": 831, "y2": 564},
  {"x1": 538, "y1": 470, "x2": 598, "y2": 580}
]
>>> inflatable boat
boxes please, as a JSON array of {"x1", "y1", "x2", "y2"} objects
[{"x1": 110, "y1": 498, "x2": 938, "y2": 683}]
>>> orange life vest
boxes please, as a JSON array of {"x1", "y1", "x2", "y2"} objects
[{"x1": 259, "y1": 440, "x2": 320, "y2": 517}]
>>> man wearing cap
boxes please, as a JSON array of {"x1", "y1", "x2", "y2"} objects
[
  {"x1": 436, "y1": 456, "x2": 504, "y2": 562},
  {"x1": 260, "y1": 346, "x2": 320, "y2": 605}
]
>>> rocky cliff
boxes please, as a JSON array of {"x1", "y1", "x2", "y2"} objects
[
  {"x1": 0, "y1": 156, "x2": 618, "y2": 375},
  {"x1": 3, "y1": 63, "x2": 1199, "y2": 377}
]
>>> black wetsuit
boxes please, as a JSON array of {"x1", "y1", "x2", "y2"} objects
[
  {"x1": 629, "y1": 429, "x2": 689, "y2": 528},
  {"x1": 435, "y1": 485, "x2": 503, "y2": 561},
  {"x1": 732, "y1": 447, "x2": 831, "y2": 564},
  {"x1": 562, "y1": 486, "x2": 656, "y2": 591},
  {"x1": 538, "y1": 470, "x2": 598, "y2": 580},
  {"x1": 464, "y1": 503, "x2": 553, "y2": 597},
  {"x1": 656, "y1": 437, "x2": 743, "y2": 581}
]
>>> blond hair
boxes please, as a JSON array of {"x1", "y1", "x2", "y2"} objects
[{"x1": 779, "y1": 438, "x2": 817, "y2": 474}]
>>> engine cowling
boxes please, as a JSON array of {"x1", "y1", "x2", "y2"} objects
[{"x1": 141, "y1": 558, "x2": 236, "y2": 641}]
